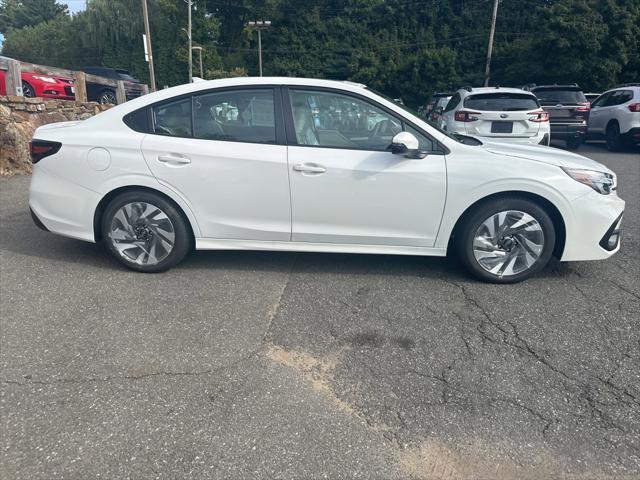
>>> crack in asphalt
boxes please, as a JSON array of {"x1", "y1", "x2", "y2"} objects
[{"x1": 2, "y1": 256, "x2": 301, "y2": 389}]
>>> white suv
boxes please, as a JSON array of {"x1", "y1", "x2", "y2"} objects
[
  {"x1": 587, "y1": 84, "x2": 640, "y2": 151},
  {"x1": 441, "y1": 87, "x2": 550, "y2": 146}
]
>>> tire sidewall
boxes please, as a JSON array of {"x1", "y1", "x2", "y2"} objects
[
  {"x1": 101, "y1": 191, "x2": 191, "y2": 272},
  {"x1": 606, "y1": 123, "x2": 621, "y2": 151},
  {"x1": 457, "y1": 198, "x2": 556, "y2": 284}
]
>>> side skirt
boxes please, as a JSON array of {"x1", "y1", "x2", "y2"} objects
[{"x1": 195, "y1": 238, "x2": 447, "y2": 257}]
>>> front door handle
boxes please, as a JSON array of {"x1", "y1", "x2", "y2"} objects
[
  {"x1": 293, "y1": 163, "x2": 326, "y2": 174},
  {"x1": 157, "y1": 154, "x2": 191, "y2": 165}
]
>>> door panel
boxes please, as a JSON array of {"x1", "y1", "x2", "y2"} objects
[
  {"x1": 285, "y1": 88, "x2": 447, "y2": 247},
  {"x1": 141, "y1": 89, "x2": 291, "y2": 241},
  {"x1": 288, "y1": 146, "x2": 447, "y2": 246}
]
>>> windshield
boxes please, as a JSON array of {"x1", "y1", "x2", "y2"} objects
[
  {"x1": 533, "y1": 89, "x2": 587, "y2": 105},
  {"x1": 464, "y1": 93, "x2": 539, "y2": 111}
]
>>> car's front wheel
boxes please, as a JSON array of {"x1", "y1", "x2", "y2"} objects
[
  {"x1": 456, "y1": 198, "x2": 556, "y2": 283},
  {"x1": 101, "y1": 191, "x2": 192, "y2": 272}
]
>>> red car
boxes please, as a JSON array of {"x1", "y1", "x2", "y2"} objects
[{"x1": 0, "y1": 70, "x2": 75, "y2": 100}]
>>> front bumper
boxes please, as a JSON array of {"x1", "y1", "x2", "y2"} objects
[
  {"x1": 550, "y1": 122, "x2": 587, "y2": 141},
  {"x1": 561, "y1": 189, "x2": 625, "y2": 261}
]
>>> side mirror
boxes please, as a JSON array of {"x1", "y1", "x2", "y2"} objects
[{"x1": 390, "y1": 132, "x2": 428, "y2": 159}]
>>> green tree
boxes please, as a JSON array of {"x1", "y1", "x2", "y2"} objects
[{"x1": 0, "y1": 0, "x2": 68, "y2": 33}]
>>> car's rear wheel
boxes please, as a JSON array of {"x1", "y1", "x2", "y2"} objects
[
  {"x1": 606, "y1": 123, "x2": 622, "y2": 151},
  {"x1": 566, "y1": 137, "x2": 582, "y2": 150},
  {"x1": 456, "y1": 198, "x2": 556, "y2": 283},
  {"x1": 101, "y1": 191, "x2": 191, "y2": 272},
  {"x1": 98, "y1": 89, "x2": 117, "y2": 104},
  {"x1": 22, "y1": 81, "x2": 35, "y2": 97}
]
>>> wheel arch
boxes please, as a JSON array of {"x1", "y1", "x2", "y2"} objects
[
  {"x1": 447, "y1": 190, "x2": 566, "y2": 259},
  {"x1": 93, "y1": 185, "x2": 196, "y2": 246}
]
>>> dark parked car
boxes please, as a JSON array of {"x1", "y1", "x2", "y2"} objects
[
  {"x1": 78, "y1": 67, "x2": 144, "y2": 104},
  {"x1": 524, "y1": 84, "x2": 590, "y2": 149},
  {"x1": 585, "y1": 93, "x2": 601, "y2": 104}
]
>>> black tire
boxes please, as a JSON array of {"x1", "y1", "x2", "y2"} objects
[
  {"x1": 101, "y1": 191, "x2": 192, "y2": 272},
  {"x1": 98, "y1": 89, "x2": 117, "y2": 105},
  {"x1": 606, "y1": 122, "x2": 622, "y2": 151},
  {"x1": 22, "y1": 81, "x2": 35, "y2": 97},
  {"x1": 455, "y1": 197, "x2": 556, "y2": 284},
  {"x1": 566, "y1": 137, "x2": 582, "y2": 150}
]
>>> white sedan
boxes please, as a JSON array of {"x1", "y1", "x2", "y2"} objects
[{"x1": 28, "y1": 77, "x2": 624, "y2": 283}]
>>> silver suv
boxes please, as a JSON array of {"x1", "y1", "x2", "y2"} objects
[{"x1": 588, "y1": 84, "x2": 640, "y2": 151}]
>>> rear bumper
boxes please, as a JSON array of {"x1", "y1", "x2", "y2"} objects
[
  {"x1": 29, "y1": 166, "x2": 100, "y2": 243},
  {"x1": 550, "y1": 123, "x2": 587, "y2": 140},
  {"x1": 622, "y1": 127, "x2": 640, "y2": 144}
]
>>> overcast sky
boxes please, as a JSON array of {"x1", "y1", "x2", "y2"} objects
[{"x1": 63, "y1": 0, "x2": 87, "y2": 14}]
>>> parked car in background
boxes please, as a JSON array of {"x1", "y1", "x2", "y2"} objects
[
  {"x1": 441, "y1": 87, "x2": 550, "y2": 145},
  {"x1": 429, "y1": 95, "x2": 452, "y2": 125},
  {"x1": 423, "y1": 92, "x2": 453, "y2": 120},
  {"x1": 525, "y1": 84, "x2": 589, "y2": 149},
  {"x1": 78, "y1": 67, "x2": 144, "y2": 104},
  {"x1": 27, "y1": 77, "x2": 624, "y2": 283},
  {"x1": 0, "y1": 70, "x2": 74, "y2": 100},
  {"x1": 587, "y1": 84, "x2": 640, "y2": 151},
  {"x1": 585, "y1": 93, "x2": 601, "y2": 104}
]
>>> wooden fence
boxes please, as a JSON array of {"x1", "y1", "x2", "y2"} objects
[{"x1": 0, "y1": 56, "x2": 148, "y2": 104}]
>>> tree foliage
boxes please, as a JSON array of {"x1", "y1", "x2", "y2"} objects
[
  {"x1": 0, "y1": 0, "x2": 67, "y2": 32},
  {"x1": 1, "y1": 0, "x2": 638, "y2": 106}
]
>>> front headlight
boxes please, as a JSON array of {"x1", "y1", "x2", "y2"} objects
[
  {"x1": 562, "y1": 168, "x2": 615, "y2": 195},
  {"x1": 32, "y1": 75, "x2": 57, "y2": 84}
]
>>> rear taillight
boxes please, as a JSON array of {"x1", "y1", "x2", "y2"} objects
[
  {"x1": 628, "y1": 103, "x2": 640, "y2": 112},
  {"x1": 29, "y1": 140, "x2": 61, "y2": 164},
  {"x1": 576, "y1": 102, "x2": 590, "y2": 112},
  {"x1": 528, "y1": 111, "x2": 549, "y2": 122},
  {"x1": 454, "y1": 111, "x2": 480, "y2": 122}
]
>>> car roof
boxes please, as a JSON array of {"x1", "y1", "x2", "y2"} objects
[
  {"x1": 531, "y1": 85, "x2": 582, "y2": 91},
  {"x1": 460, "y1": 87, "x2": 534, "y2": 95}
]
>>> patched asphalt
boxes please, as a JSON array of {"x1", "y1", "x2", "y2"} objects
[{"x1": 1, "y1": 144, "x2": 639, "y2": 479}]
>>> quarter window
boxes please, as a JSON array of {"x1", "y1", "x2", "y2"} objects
[
  {"x1": 152, "y1": 98, "x2": 192, "y2": 137},
  {"x1": 193, "y1": 89, "x2": 276, "y2": 144},
  {"x1": 443, "y1": 93, "x2": 460, "y2": 112},
  {"x1": 288, "y1": 89, "x2": 434, "y2": 151}
]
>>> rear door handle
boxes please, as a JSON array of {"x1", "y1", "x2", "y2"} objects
[
  {"x1": 293, "y1": 163, "x2": 326, "y2": 174},
  {"x1": 157, "y1": 154, "x2": 191, "y2": 165}
]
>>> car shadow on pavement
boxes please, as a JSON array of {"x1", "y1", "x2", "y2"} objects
[{"x1": 2, "y1": 209, "x2": 584, "y2": 282}]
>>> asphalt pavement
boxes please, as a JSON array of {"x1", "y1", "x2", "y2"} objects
[{"x1": 1, "y1": 143, "x2": 639, "y2": 479}]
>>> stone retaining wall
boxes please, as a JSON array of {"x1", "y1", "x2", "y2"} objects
[{"x1": 0, "y1": 96, "x2": 112, "y2": 176}]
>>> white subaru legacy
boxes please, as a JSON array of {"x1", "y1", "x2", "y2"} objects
[{"x1": 28, "y1": 77, "x2": 624, "y2": 283}]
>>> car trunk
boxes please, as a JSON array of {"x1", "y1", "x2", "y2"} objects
[
  {"x1": 463, "y1": 93, "x2": 541, "y2": 138},
  {"x1": 533, "y1": 88, "x2": 589, "y2": 124}
]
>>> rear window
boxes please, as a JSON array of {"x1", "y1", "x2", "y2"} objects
[
  {"x1": 533, "y1": 89, "x2": 587, "y2": 105},
  {"x1": 464, "y1": 93, "x2": 539, "y2": 111}
]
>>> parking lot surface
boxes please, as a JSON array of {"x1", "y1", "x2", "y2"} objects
[{"x1": 1, "y1": 144, "x2": 639, "y2": 479}]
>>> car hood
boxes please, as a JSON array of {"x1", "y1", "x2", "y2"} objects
[{"x1": 481, "y1": 140, "x2": 613, "y2": 173}]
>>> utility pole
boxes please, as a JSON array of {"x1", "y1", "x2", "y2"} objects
[
  {"x1": 187, "y1": 0, "x2": 192, "y2": 83},
  {"x1": 192, "y1": 46, "x2": 203, "y2": 78},
  {"x1": 483, "y1": 0, "x2": 499, "y2": 87},
  {"x1": 141, "y1": 0, "x2": 156, "y2": 92},
  {"x1": 246, "y1": 20, "x2": 271, "y2": 76}
]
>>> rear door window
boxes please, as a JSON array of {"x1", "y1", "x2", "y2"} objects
[
  {"x1": 193, "y1": 88, "x2": 276, "y2": 144},
  {"x1": 464, "y1": 93, "x2": 539, "y2": 111},
  {"x1": 533, "y1": 89, "x2": 588, "y2": 105},
  {"x1": 443, "y1": 93, "x2": 461, "y2": 112}
]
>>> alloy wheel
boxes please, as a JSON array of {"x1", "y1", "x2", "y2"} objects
[
  {"x1": 108, "y1": 202, "x2": 175, "y2": 266},
  {"x1": 99, "y1": 90, "x2": 117, "y2": 104},
  {"x1": 472, "y1": 210, "x2": 545, "y2": 277}
]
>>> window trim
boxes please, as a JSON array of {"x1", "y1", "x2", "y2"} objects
[{"x1": 282, "y1": 86, "x2": 448, "y2": 155}]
